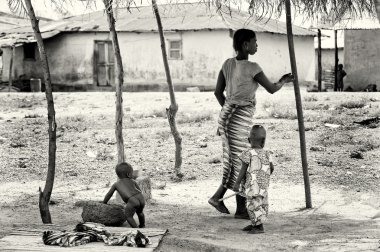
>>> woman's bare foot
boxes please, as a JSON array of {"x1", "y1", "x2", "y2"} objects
[
  {"x1": 247, "y1": 224, "x2": 264, "y2": 234},
  {"x1": 242, "y1": 224, "x2": 254, "y2": 231},
  {"x1": 234, "y1": 210, "x2": 249, "y2": 219},
  {"x1": 208, "y1": 198, "x2": 230, "y2": 214}
]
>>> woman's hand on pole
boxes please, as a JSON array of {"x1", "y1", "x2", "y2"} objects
[{"x1": 279, "y1": 73, "x2": 294, "y2": 84}]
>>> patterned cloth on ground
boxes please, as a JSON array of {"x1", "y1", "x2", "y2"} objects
[
  {"x1": 42, "y1": 222, "x2": 151, "y2": 247},
  {"x1": 218, "y1": 102, "x2": 255, "y2": 189},
  {"x1": 239, "y1": 148, "x2": 271, "y2": 226}
]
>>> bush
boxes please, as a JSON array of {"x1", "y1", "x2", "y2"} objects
[{"x1": 338, "y1": 98, "x2": 368, "y2": 109}]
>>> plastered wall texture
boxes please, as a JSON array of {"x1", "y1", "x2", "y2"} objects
[
  {"x1": 2, "y1": 30, "x2": 315, "y2": 88},
  {"x1": 344, "y1": 29, "x2": 380, "y2": 91}
]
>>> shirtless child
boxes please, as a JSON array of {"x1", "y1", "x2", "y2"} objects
[{"x1": 103, "y1": 162, "x2": 145, "y2": 228}]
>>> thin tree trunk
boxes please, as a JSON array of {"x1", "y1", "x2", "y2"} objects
[
  {"x1": 317, "y1": 29, "x2": 322, "y2": 92},
  {"x1": 152, "y1": 0, "x2": 183, "y2": 178},
  {"x1": 8, "y1": 45, "x2": 15, "y2": 92},
  {"x1": 24, "y1": 0, "x2": 57, "y2": 223},
  {"x1": 285, "y1": 0, "x2": 312, "y2": 209},
  {"x1": 334, "y1": 29, "x2": 338, "y2": 92},
  {"x1": 103, "y1": 0, "x2": 125, "y2": 163}
]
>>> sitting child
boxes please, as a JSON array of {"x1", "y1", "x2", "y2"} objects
[
  {"x1": 103, "y1": 162, "x2": 145, "y2": 228},
  {"x1": 233, "y1": 125, "x2": 274, "y2": 234}
]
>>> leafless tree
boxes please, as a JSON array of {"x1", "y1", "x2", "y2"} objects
[
  {"x1": 152, "y1": 0, "x2": 183, "y2": 178},
  {"x1": 8, "y1": 0, "x2": 58, "y2": 223},
  {"x1": 103, "y1": 0, "x2": 125, "y2": 164}
]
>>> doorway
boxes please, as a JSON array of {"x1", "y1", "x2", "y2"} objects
[{"x1": 94, "y1": 41, "x2": 115, "y2": 86}]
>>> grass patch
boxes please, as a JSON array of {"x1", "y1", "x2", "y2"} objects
[
  {"x1": 96, "y1": 148, "x2": 114, "y2": 161},
  {"x1": 177, "y1": 111, "x2": 214, "y2": 124},
  {"x1": 57, "y1": 115, "x2": 87, "y2": 131},
  {"x1": 24, "y1": 114, "x2": 42, "y2": 119},
  {"x1": 303, "y1": 103, "x2": 330, "y2": 111},
  {"x1": 321, "y1": 114, "x2": 348, "y2": 125},
  {"x1": 318, "y1": 130, "x2": 379, "y2": 151},
  {"x1": 155, "y1": 129, "x2": 172, "y2": 140},
  {"x1": 304, "y1": 95, "x2": 318, "y2": 102},
  {"x1": 338, "y1": 98, "x2": 369, "y2": 109},
  {"x1": 262, "y1": 101, "x2": 297, "y2": 120}
]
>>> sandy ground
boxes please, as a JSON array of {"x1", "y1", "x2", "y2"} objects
[
  {"x1": 0, "y1": 88, "x2": 379, "y2": 251},
  {"x1": 0, "y1": 179, "x2": 379, "y2": 251}
]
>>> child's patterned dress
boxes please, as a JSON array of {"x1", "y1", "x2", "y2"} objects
[{"x1": 238, "y1": 148, "x2": 271, "y2": 226}]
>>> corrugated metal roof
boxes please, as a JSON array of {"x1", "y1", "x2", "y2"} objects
[
  {"x1": 62, "y1": 3, "x2": 316, "y2": 35},
  {"x1": 0, "y1": 11, "x2": 30, "y2": 32},
  {"x1": 311, "y1": 17, "x2": 380, "y2": 30},
  {"x1": 0, "y1": 3, "x2": 316, "y2": 47},
  {"x1": 0, "y1": 30, "x2": 60, "y2": 47},
  {"x1": 335, "y1": 18, "x2": 380, "y2": 30}
]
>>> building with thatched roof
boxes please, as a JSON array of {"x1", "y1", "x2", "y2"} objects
[{"x1": 0, "y1": 3, "x2": 316, "y2": 91}]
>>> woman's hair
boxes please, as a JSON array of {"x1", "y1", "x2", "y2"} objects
[
  {"x1": 115, "y1": 162, "x2": 133, "y2": 178},
  {"x1": 233, "y1": 29, "x2": 256, "y2": 51}
]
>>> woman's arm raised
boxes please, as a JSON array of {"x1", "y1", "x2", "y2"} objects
[
  {"x1": 254, "y1": 72, "x2": 293, "y2": 94},
  {"x1": 214, "y1": 70, "x2": 226, "y2": 107}
]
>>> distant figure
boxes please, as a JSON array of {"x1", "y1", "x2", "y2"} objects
[
  {"x1": 337, "y1": 64, "x2": 347, "y2": 92},
  {"x1": 233, "y1": 125, "x2": 274, "y2": 234},
  {"x1": 208, "y1": 28, "x2": 293, "y2": 218},
  {"x1": 103, "y1": 162, "x2": 145, "y2": 228}
]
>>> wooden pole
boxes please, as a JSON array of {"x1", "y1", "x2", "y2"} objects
[
  {"x1": 103, "y1": 0, "x2": 125, "y2": 163},
  {"x1": 285, "y1": 0, "x2": 312, "y2": 208},
  {"x1": 376, "y1": 0, "x2": 380, "y2": 22},
  {"x1": 317, "y1": 29, "x2": 322, "y2": 92},
  {"x1": 334, "y1": 29, "x2": 338, "y2": 92},
  {"x1": 152, "y1": 0, "x2": 183, "y2": 178},
  {"x1": 8, "y1": 46, "x2": 14, "y2": 92},
  {"x1": 24, "y1": 0, "x2": 57, "y2": 223}
]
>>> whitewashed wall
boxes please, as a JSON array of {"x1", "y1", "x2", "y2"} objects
[
  {"x1": 253, "y1": 33, "x2": 315, "y2": 82},
  {"x1": 344, "y1": 29, "x2": 380, "y2": 91},
  {"x1": 1, "y1": 30, "x2": 315, "y2": 88}
]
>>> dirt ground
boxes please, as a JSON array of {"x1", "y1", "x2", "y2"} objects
[{"x1": 0, "y1": 87, "x2": 379, "y2": 251}]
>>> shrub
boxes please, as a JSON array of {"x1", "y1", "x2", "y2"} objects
[{"x1": 338, "y1": 98, "x2": 368, "y2": 109}]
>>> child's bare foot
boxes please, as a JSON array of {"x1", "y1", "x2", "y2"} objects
[
  {"x1": 208, "y1": 198, "x2": 230, "y2": 214},
  {"x1": 247, "y1": 224, "x2": 264, "y2": 234}
]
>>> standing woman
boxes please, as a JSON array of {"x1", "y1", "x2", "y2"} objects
[{"x1": 208, "y1": 29, "x2": 293, "y2": 218}]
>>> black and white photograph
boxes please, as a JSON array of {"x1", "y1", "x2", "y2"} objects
[{"x1": 0, "y1": 0, "x2": 379, "y2": 251}]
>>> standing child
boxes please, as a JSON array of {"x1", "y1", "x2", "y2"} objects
[
  {"x1": 103, "y1": 162, "x2": 145, "y2": 228},
  {"x1": 337, "y1": 64, "x2": 347, "y2": 92},
  {"x1": 233, "y1": 125, "x2": 274, "y2": 234}
]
